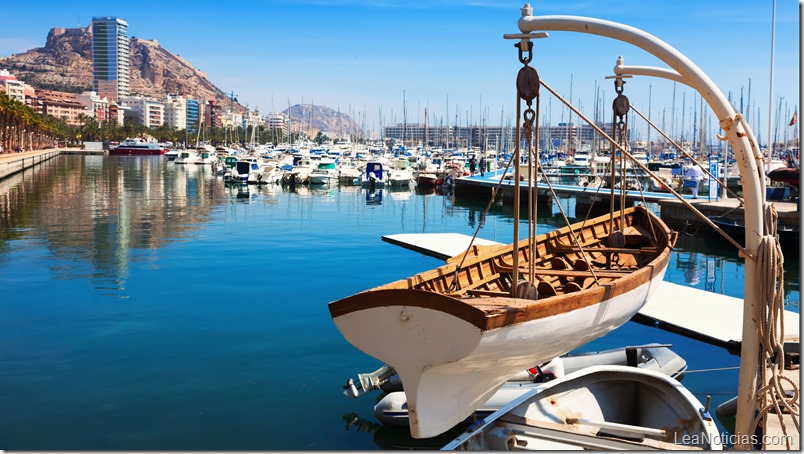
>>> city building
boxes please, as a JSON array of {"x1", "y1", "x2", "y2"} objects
[
  {"x1": 186, "y1": 99, "x2": 200, "y2": 135},
  {"x1": 204, "y1": 100, "x2": 223, "y2": 128},
  {"x1": 220, "y1": 110, "x2": 241, "y2": 128},
  {"x1": 382, "y1": 124, "x2": 511, "y2": 149},
  {"x1": 92, "y1": 17, "x2": 130, "y2": 102},
  {"x1": 163, "y1": 94, "x2": 187, "y2": 131},
  {"x1": 242, "y1": 109, "x2": 265, "y2": 129},
  {"x1": 0, "y1": 69, "x2": 27, "y2": 102},
  {"x1": 76, "y1": 91, "x2": 112, "y2": 124},
  {"x1": 26, "y1": 89, "x2": 87, "y2": 126},
  {"x1": 120, "y1": 95, "x2": 164, "y2": 128},
  {"x1": 266, "y1": 112, "x2": 288, "y2": 132}
]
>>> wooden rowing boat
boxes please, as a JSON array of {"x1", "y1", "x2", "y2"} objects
[{"x1": 328, "y1": 205, "x2": 676, "y2": 438}]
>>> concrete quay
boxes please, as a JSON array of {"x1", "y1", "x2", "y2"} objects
[{"x1": 0, "y1": 149, "x2": 66, "y2": 180}]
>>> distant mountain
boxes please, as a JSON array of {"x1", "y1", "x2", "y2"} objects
[
  {"x1": 283, "y1": 104, "x2": 360, "y2": 138},
  {"x1": 0, "y1": 26, "x2": 240, "y2": 110}
]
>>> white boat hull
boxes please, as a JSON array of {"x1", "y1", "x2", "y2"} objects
[
  {"x1": 332, "y1": 267, "x2": 667, "y2": 438},
  {"x1": 443, "y1": 365, "x2": 722, "y2": 450},
  {"x1": 370, "y1": 343, "x2": 688, "y2": 428}
]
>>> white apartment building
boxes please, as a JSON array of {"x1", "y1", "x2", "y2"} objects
[
  {"x1": 77, "y1": 91, "x2": 111, "y2": 124},
  {"x1": 266, "y1": 112, "x2": 288, "y2": 131},
  {"x1": 220, "y1": 110, "x2": 243, "y2": 128},
  {"x1": 163, "y1": 95, "x2": 187, "y2": 130},
  {"x1": 120, "y1": 95, "x2": 164, "y2": 128},
  {"x1": 0, "y1": 69, "x2": 26, "y2": 102}
]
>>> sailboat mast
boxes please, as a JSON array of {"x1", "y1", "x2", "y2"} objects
[{"x1": 766, "y1": 0, "x2": 777, "y2": 169}]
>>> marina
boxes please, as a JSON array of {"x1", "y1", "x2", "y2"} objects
[
  {"x1": 0, "y1": 2, "x2": 800, "y2": 449},
  {"x1": 0, "y1": 153, "x2": 798, "y2": 449}
]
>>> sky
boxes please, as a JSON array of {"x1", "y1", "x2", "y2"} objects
[{"x1": 0, "y1": 0, "x2": 800, "y2": 145}]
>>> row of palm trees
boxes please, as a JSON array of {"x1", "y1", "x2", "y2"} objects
[
  {"x1": 1, "y1": 91, "x2": 326, "y2": 153},
  {"x1": 0, "y1": 91, "x2": 69, "y2": 153}
]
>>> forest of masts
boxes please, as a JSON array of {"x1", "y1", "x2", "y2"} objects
[{"x1": 283, "y1": 82, "x2": 798, "y2": 159}]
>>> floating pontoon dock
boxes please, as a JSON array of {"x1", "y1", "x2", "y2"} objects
[{"x1": 454, "y1": 171, "x2": 702, "y2": 203}]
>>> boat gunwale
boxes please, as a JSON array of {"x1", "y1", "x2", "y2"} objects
[{"x1": 329, "y1": 206, "x2": 675, "y2": 330}]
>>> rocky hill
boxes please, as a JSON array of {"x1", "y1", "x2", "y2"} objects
[
  {"x1": 0, "y1": 26, "x2": 240, "y2": 111},
  {"x1": 283, "y1": 104, "x2": 360, "y2": 138}
]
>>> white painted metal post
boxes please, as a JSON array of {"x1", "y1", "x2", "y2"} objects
[{"x1": 515, "y1": 5, "x2": 766, "y2": 449}]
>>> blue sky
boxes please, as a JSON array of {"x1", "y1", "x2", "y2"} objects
[{"x1": 0, "y1": 0, "x2": 799, "y2": 145}]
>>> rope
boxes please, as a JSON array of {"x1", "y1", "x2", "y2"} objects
[
  {"x1": 534, "y1": 157, "x2": 601, "y2": 286},
  {"x1": 630, "y1": 104, "x2": 745, "y2": 204},
  {"x1": 682, "y1": 366, "x2": 741, "y2": 374},
  {"x1": 539, "y1": 79, "x2": 755, "y2": 261},
  {"x1": 446, "y1": 146, "x2": 519, "y2": 292},
  {"x1": 747, "y1": 203, "x2": 799, "y2": 449}
]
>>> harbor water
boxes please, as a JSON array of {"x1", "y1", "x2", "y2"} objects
[{"x1": 0, "y1": 155, "x2": 799, "y2": 449}]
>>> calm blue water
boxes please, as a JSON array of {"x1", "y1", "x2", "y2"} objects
[{"x1": 0, "y1": 155, "x2": 799, "y2": 449}]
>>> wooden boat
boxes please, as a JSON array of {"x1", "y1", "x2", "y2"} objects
[
  {"x1": 367, "y1": 344, "x2": 688, "y2": 429},
  {"x1": 328, "y1": 205, "x2": 677, "y2": 438},
  {"x1": 442, "y1": 365, "x2": 722, "y2": 450}
]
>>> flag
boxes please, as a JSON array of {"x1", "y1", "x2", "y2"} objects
[{"x1": 790, "y1": 109, "x2": 797, "y2": 126}]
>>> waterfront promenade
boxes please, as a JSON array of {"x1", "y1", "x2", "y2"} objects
[{"x1": 0, "y1": 148, "x2": 64, "y2": 180}]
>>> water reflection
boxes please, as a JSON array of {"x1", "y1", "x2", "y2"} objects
[
  {"x1": 365, "y1": 188, "x2": 383, "y2": 206},
  {"x1": 0, "y1": 156, "x2": 227, "y2": 296},
  {"x1": 342, "y1": 412, "x2": 463, "y2": 450}
]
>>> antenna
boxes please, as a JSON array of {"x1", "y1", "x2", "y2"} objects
[{"x1": 226, "y1": 90, "x2": 237, "y2": 112}]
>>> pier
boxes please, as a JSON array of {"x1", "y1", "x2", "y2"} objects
[
  {"x1": 455, "y1": 170, "x2": 701, "y2": 204},
  {"x1": 659, "y1": 197, "x2": 800, "y2": 230},
  {"x1": 0, "y1": 149, "x2": 64, "y2": 180}
]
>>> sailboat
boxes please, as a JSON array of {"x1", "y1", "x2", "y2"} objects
[{"x1": 329, "y1": 205, "x2": 676, "y2": 438}]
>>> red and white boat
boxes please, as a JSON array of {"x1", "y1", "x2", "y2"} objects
[{"x1": 109, "y1": 138, "x2": 167, "y2": 156}]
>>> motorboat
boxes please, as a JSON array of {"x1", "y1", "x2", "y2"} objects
[
  {"x1": 175, "y1": 149, "x2": 200, "y2": 165},
  {"x1": 362, "y1": 161, "x2": 387, "y2": 187},
  {"x1": 387, "y1": 168, "x2": 414, "y2": 187},
  {"x1": 309, "y1": 158, "x2": 339, "y2": 185}
]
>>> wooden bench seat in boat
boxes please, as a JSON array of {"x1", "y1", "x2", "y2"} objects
[
  {"x1": 493, "y1": 265, "x2": 633, "y2": 279},
  {"x1": 551, "y1": 245, "x2": 661, "y2": 255},
  {"x1": 495, "y1": 415, "x2": 704, "y2": 450}
]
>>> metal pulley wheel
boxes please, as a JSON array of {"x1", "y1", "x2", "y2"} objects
[
  {"x1": 517, "y1": 65, "x2": 540, "y2": 102},
  {"x1": 612, "y1": 93, "x2": 630, "y2": 118}
]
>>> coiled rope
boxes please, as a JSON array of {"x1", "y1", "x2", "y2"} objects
[{"x1": 748, "y1": 202, "x2": 800, "y2": 449}]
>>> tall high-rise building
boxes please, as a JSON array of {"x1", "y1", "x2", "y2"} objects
[
  {"x1": 92, "y1": 17, "x2": 129, "y2": 103},
  {"x1": 186, "y1": 99, "x2": 200, "y2": 135}
]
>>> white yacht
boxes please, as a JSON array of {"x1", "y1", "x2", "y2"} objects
[{"x1": 175, "y1": 149, "x2": 200, "y2": 165}]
